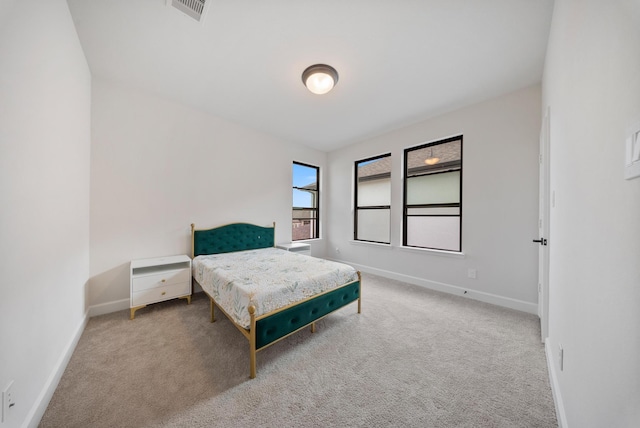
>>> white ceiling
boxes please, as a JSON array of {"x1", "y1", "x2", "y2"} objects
[{"x1": 67, "y1": 0, "x2": 554, "y2": 152}]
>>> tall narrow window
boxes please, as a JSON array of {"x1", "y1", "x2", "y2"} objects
[
  {"x1": 354, "y1": 154, "x2": 391, "y2": 243},
  {"x1": 403, "y1": 136, "x2": 462, "y2": 252},
  {"x1": 292, "y1": 162, "x2": 319, "y2": 241}
]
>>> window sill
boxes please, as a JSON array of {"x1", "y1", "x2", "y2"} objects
[
  {"x1": 349, "y1": 240, "x2": 393, "y2": 249},
  {"x1": 292, "y1": 238, "x2": 322, "y2": 243},
  {"x1": 347, "y1": 241, "x2": 465, "y2": 258},
  {"x1": 397, "y1": 245, "x2": 465, "y2": 258}
]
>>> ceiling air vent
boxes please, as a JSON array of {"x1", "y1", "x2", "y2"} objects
[{"x1": 170, "y1": 0, "x2": 206, "y2": 22}]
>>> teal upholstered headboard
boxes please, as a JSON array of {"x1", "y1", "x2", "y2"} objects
[{"x1": 191, "y1": 222, "x2": 275, "y2": 257}]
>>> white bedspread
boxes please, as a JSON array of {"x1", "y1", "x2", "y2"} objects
[{"x1": 192, "y1": 248, "x2": 358, "y2": 328}]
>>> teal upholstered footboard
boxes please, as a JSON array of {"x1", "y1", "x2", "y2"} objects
[
  {"x1": 248, "y1": 274, "x2": 361, "y2": 378},
  {"x1": 254, "y1": 279, "x2": 361, "y2": 349}
]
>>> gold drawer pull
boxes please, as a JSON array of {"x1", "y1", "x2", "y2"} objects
[
  {"x1": 161, "y1": 279, "x2": 166, "y2": 283},
  {"x1": 161, "y1": 291, "x2": 166, "y2": 296}
]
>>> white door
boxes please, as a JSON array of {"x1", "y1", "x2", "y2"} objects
[{"x1": 536, "y1": 107, "x2": 550, "y2": 342}]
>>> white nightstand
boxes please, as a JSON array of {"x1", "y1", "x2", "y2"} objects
[
  {"x1": 276, "y1": 242, "x2": 311, "y2": 256},
  {"x1": 130, "y1": 255, "x2": 192, "y2": 319}
]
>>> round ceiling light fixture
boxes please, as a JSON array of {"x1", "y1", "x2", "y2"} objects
[{"x1": 302, "y1": 64, "x2": 339, "y2": 95}]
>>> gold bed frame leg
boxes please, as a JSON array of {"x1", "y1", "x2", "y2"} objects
[
  {"x1": 310, "y1": 322, "x2": 316, "y2": 333},
  {"x1": 210, "y1": 298, "x2": 216, "y2": 323},
  {"x1": 249, "y1": 305, "x2": 257, "y2": 379}
]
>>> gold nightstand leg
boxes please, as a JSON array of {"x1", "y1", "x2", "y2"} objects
[
  {"x1": 130, "y1": 305, "x2": 146, "y2": 320},
  {"x1": 179, "y1": 295, "x2": 191, "y2": 305}
]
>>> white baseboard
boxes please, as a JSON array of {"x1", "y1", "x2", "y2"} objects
[
  {"x1": 545, "y1": 338, "x2": 568, "y2": 428},
  {"x1": 24, "y1": 312, "x2": 89, "y2": 428},
  {"x1": 87, "y1": 298, "x2": 129, "y2": 317},
  {"x1": 333, "y1": 259, "x2": 538, "y2": 315}
]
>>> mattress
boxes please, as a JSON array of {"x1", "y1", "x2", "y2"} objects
[{"x1": 192, "y1": 247, "x2": 359, "y2": 328}]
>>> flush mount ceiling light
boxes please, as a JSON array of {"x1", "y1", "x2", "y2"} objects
[{"x1": 302, "y1": 64, "x2": 339, "y2": 95}]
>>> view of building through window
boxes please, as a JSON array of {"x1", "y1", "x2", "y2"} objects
[
  {"x1": 355, "y1": 154, "x2": 391, "y2": 243},
  {"x1": 404, "y1": 136, "x2": 462, "y2": 252},
  {"x1": 292, "y1": 162, "x2": 319, "y2": 241}
]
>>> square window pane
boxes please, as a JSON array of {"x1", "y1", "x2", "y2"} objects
[
  {"x1": 406, "y1": 216, "x2": 460, "y2": 251},
  {"x1": 293, "y1": 163, "x2": 318, "y2": 189},
  {"x1": 357, "y1": 156, "x2": 391, "y2": 179},
  {"x1": 292, "y1": 208, "x2": 316, "y2": 220},
  {"x1": 292, "y1": 219, "x2": 317, "y2": 240},
  {"x1": 406, "y1": 171, "x2": 460, "y2": 205},
  {"x1": 357, "y1": 209, "x2": 390, "y2": 243},
  {"x1": 293, "y1": 188, "x2": 317, "y2": 208},
  {"x1": 406, "y1": 139, "x2": 461, "y2": 176},
  {"x1": 357, "y1": 179, "x2": 391, "y2": 206}
]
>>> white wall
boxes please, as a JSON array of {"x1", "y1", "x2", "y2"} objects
[
  {"x1": 0, "y1": 1, "x2": 91, "y2": 427},
  {"x1": 327, "y1": 85, "x2": 541, "y2": 312},
  {"x1": 89, "y1": 78, "x2": 327, "y2": 308},
  {"x1": 542, "y1": 1, "x2": 640, "y2": 426}
]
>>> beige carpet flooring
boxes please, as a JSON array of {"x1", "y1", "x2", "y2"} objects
[{"x1": 40, "y1": 273, "x2": 557, "y2": 427}]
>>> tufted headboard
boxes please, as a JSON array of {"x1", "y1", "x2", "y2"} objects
[{"x1": 191, "y1": 222, "x2": 275, "y2": 257}]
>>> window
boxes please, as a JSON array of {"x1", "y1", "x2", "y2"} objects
[
  {"x1": 292, "y1": 162, "x2": 319, "y2": 241},
  {"x1": 403, "y1": 136, "x2": 462, "y2": 252},
  {"x1": 354, "y1": 154, "x2": 391, "y2": 243}
]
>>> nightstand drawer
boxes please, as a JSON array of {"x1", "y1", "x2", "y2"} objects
[
  {"x1": 131, "y1": 268, "x2": 190, "y2": 292},
  {"x1": 131, "y1": 281, "x2": 190, "y2": 307}
]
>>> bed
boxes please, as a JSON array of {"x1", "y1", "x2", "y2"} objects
[{"x1": 190, "y1": 222, "x2": 361, "y2": 379}]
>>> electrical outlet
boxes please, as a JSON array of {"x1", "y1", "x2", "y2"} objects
[
  {"x1": 467, "y1": 268, "x2": 477, "y2": 279},
  {"x1": 2, "y1": 381, "x2": 14, "y2": 423}
]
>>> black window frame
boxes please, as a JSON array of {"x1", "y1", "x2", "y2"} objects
[
  {"x1": 292, "y1": 161, "x2": 320, "y2": 241},
  {"x1": 403, "y1": 135, "x2": 463, "y2": 252},
  {"x1": 354, "y1": 153, "x2": 392, "y2": 244}
]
